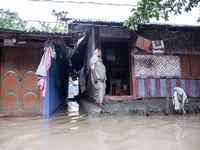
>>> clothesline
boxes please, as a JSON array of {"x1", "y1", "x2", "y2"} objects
[{"x1": 134, "y1": 32, "x2": 166, "y2": 53}]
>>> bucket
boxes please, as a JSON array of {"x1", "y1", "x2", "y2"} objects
[{"x1": 123, "y1": 84, "x2": 128, "y2": 91}]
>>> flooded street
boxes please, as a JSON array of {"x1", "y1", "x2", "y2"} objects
[{"x1": 0, "y1": 104, "x2": 200, "y2": 150}]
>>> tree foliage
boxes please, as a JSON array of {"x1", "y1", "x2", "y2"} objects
[
  {"x1": 28, "y1": 26, "x2": 40, "y2": 32},
  {"x1": 124, "y1": 0, "x2": 200, "y2": 31},
  {"x1": 38, "y1": 9, "x2": 69, "y2": 33},
  {"x1": 0, "y1": 9, "x2": 27, "y2": 30},
  {"x1": 0, "y1": 8, "x2": 69, "y2": 33}
]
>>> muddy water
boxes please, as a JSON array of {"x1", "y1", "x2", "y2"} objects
[{"x1": 0, "y1": 105, "x2": 200, "y2": 150}]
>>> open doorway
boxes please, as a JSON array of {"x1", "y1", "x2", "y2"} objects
[
  {"x1": 101, "y1": 41, "x2": 130, "y2": 96},
  {"x1": 68, "y1": 76, "x2": 79, "y2": 98}
]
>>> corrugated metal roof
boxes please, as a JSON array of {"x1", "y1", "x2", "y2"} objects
[
  {"x1": 0, "y1": 28, "x2": 85, "y2": 47},
  {"x1": 61, "y1": 18, "x2": 124, "y2": 26},
  {"x1": 62, "y1": 18, "x2": 200, "y2": 28},
  {"x1": 0, "y1": 28, "x2": 84, "y2": 38},
  {"x1": 64, "y1": 18, "x2": 124, "y2": 23},
  {"x1": 145, "y1": 22, "x2": 200, "y2": 28}
]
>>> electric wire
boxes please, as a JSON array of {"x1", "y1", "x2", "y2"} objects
[{"x1": 29, "y1": 0, "x2": 137, "y2": 7}]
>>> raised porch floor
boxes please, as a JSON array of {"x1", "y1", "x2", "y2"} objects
[{"x1": 79, "y1": 97, "x2": 200, "y2": 118}]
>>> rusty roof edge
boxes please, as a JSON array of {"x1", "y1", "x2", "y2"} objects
[
  {"x1": 62, "y1": 18, "x2": 200, "y2": 28},
  {"x1": 61, "y1": 18, "x2": 124, "y2": 26},
  {"x1": 61, "y1": 18, "x2": 124, "y2": 23},
  {"x1": 144, "y1": 22, "x2": 200, "y2": 28},
  {"x1": 0, "y1": 28, "x2": 84, "y2": 37}
]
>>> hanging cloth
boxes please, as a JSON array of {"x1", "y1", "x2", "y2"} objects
[
  {"x1": 172, "y1": 87, "x2": 188, "y2": 114},
  {"x1": 152, "y1": 40, "x2": 165, "y2": 55},
  {"x1": 135, "y1": 35, "x2": 151, "y2": 52},
  {"x1": 36, "y1": 40, "x2": 56, "y2": 96}
]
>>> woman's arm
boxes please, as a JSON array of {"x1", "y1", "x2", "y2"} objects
[{"x1": 91, "y1": 69, "x2": 98, "y2": 83}]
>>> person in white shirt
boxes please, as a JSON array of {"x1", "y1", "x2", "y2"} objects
[{"x1": 90, "y1": 48, "x2": 106, "y2": 109}]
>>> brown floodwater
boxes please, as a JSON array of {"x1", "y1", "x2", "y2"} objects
[{"x1": 0, "y1": 104, "x2": 200, "y2": 150}]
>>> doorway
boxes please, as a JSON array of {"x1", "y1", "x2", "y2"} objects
[{"x1": 101, "y1": 41, "x2": 130, "y2": 95}]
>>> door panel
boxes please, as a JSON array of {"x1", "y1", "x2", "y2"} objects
[
  {"x1": 190, "y1": 55, "x2": 200, "y2": 77},
  {"x1": 3, "y1": 71, "x2": 18, "y2": 89},
  {"x1": 1, "y1": 49, "x2": 20, "y2": 113},
  {"x1": 180, "y1": 55, "x2": 191, "y2": 77},
  {"x1": 23, "y1": 71, "x2": 37, "y2": 89},
  {"x1": 22, "y1": 92, "x2": 38, "y2": 111},
  {"x1": 23, "y1": 50, "x2": 38, "y2": 68},
  {"x1": 3, "y1": 49, "x2": 19, "y2": 68},
  {"x1": 20, "y1": 49, "x2": 40, "y2": 114},
  {"x1": 1, "y1": 48, "x2": 42, "y2": 115},
  {"x1": 2, "y1": 92, "x2": 18, "y2": 111}
]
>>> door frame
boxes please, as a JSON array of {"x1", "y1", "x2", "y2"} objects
[
  {"x1": 0, "y1": 42, "x2": 43, "y2": 115},
  {"x1": 95, "y1": 27, "x2": 136, "y2": 101}
]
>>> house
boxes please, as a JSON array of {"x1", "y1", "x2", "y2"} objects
[
  {"x1": 63, "y1": 18, "x2": 200, "y2": 102},
  {"x1": 0, "y1": 28, "x2": 84, "y2": 116},
  {"x1": 1, "y1": 19, "x2": 199, "y2": 117}
]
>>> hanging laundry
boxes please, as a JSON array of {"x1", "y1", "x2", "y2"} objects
[
  {"x1": 172, "y1": 87, "x2": 188, "y2": 114},
  {"x1": 135, "y1": 35, "x2": 151, "y2": 52},
  {"x1": 36, "y1": 40, "x2": 56, "y2": 96},
  {"x1": 152, "y1": 40, "x2": 165, "y2": 55}
]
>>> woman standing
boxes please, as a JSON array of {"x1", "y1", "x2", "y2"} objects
[{"x1": 90, "y1": 48, "x2": 106, "y2": 108}]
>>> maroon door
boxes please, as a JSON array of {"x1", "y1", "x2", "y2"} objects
[{"x1": 0, "y1": 47, "x2": 42, "y2": 115}]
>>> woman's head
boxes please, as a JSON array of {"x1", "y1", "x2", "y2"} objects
[
  {"x1": 93, "y1": 48, "x2": 102, "y2": 58},
  {"x1": 97, "y1": 49, "x2": 102, "y2": 58}
]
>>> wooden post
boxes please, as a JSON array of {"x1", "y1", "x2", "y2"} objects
[
  {"x1": 130, "y1": 31, "x2": 137, "y2": 100},
  {"x1": 165, "y1": 94, "x2": 169, "y2": 115},
  {"x1": 95, "y1": 26, "x2": 101, "y2": 49}
]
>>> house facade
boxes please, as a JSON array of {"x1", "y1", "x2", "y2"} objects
[
  {"x1": 66, "y1": 19, "x2": 200, "y2": 102},
  {"x1": 0, "y1": 30, "x2": 43, "y2": 116},
  {"x1": 1, "y1": 21, "x2": 199, "y2": 116},
  {"x1": 0, "y1": 28, "x2": 84, "y2": 116},
  {"x1": 132, "y1": 25, "x2": 200, "y2": 99}
]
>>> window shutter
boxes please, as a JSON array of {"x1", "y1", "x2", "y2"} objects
[
  {"x1": 180, "y1": 55, "x2": 191, "y2": 77},
  {"x1": 190, "y1": 55, "x2": 200, "y2": 77}
]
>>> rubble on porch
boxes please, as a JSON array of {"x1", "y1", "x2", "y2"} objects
[{"x1": 78, "y1": 97, "x2": 200, "y2": 118}]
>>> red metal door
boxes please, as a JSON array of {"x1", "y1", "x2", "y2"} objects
[{"x1": 0, "y1": 47, "x2": 42, "y2": 115}]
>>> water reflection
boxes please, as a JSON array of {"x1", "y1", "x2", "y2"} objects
[
  {"x1": 0, "y1": 105, "x2": 200, "y2": 150},
  {"x1": 40, "y1": 116, "x2": 50, "y2": 149},
  {"x1": 173, "y1": 117, "x2": 188, "y2": 141},
  {"x1": 70, "y1": 120, "x2": 77, "y2": 123},
  {"x1": 70, "y1": 127, "x2": 79, "y2": 130},
  {"x1": 67, "y1": 101, "x2": 79, "y2": 117},
  {"x1": 68, "y1": 101, "x2": 80, "y2": 131}
]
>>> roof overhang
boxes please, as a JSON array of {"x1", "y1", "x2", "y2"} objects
[
  {"x1": 0, "y1": 28, "x2": 85, "y2": 46},
  {"x1": 62, "y1": 18, "x2": 200, "y2": 33}
]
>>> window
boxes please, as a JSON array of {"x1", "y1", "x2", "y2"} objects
[{"x1": 180, "y1": 55, "x2": 200, "y2": 78}]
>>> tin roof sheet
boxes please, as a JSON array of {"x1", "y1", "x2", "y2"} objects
[
  {"x1": 0, "y1": 28, "x2": 83, "y2": 37},
  {"x1": 63, "y1": 18, "x2": 200, "y2": 28}
]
